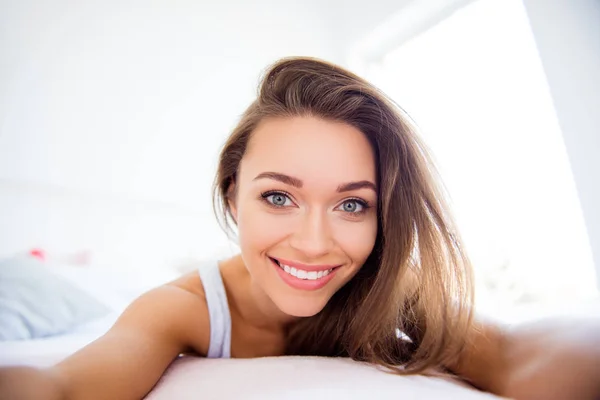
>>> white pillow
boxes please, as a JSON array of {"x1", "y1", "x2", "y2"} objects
[
  {"x1": 147, "y1": 356, "x2": 503, "y2": 400},
  {"x1": 0, "y1": 257, "x2": 110, "y2": 340}
]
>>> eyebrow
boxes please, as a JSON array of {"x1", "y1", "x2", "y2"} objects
[{"x1": 253, "y1": 172, "x2": 377, "y2": 193}]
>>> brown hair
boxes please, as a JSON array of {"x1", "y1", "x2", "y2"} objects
[{"x1": 213, "y1": 57, "x2": 474, "y2": 374}]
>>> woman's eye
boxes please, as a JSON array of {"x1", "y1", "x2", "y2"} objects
[
  {"x1": 265, "y1": 193, "x2": 293, "y2": 207},
  {"x1": 337, "y1": 200, "x2": 365, "y2": 213}
]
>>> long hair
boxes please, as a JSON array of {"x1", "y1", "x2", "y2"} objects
[{"x1": 213, "y1": 57, "x2": 474, "y2": 374}]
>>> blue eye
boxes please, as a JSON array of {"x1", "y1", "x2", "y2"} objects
[
  {"x1": 262, "y1": 191, "x2": 293, "y2": 207},
  {"x1": 337, "y1": 199, "x2": 368, "y2": 214}
]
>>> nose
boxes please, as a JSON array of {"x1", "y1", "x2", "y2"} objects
[{"x1": 289, "y1": 208, "x2": 334, "y2": 259}]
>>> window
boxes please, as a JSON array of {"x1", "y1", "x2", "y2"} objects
[{"x1": 361, "y1": 0, "x2": 597, "y2": 319}]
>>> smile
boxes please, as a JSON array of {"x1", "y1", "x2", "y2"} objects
[
  {"x1": 269, "y1": 257, "x2": 340, "y2": 290},
  {"x1": 273, "y1": 259, "x2": 332, "y2": 280}
]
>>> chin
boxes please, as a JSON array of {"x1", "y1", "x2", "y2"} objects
[{"x1": 275, "y1": 296, "x2": 329, "y2": 318}]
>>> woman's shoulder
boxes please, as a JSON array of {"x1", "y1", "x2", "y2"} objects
[
  {"x1": 169, "y1": 268, "x2": 207, "y2": 300},
  {"x1": 149, "y1": 266, "x2": 212, "y2": 355},
  {"x1": 168, "y1": 258, "x2": 230, "y2": 299}
]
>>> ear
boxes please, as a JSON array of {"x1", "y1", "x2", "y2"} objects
[{"x1": 227, "y1": 181, "x2": 238, "y2": 223}]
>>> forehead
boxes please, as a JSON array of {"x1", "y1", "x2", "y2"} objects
[{"x1": 240, "y1": 116, "x2": 376, "y2": 187}]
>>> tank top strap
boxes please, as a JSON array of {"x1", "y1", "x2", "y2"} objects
[{"x1": 198, "y1": 262, "x2": 232, "y2": 358}]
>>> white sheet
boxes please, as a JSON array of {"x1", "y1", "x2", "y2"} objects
[{"x1": 0, "y1": 311, "x2": 119, "y2": 367}]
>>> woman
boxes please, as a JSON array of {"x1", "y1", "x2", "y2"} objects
[{"x1": 1, "y1": 57, "x2": 599, "y2": 399}]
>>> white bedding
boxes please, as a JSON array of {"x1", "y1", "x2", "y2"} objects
[
  {"x1": 147, "y1": 356, "x2": 505, "y2": 400},
  {"x1": 0, "y1": 262, "x2": 160, "y2": 368},
  {"x1": 0, "y1": 327, "x2": 504, "y2": 399},
  {"x1": 0, "y1": 259, "x2": 180, "y2": 368},
  {"x1": 0, "y1": 311, "x2": 119, "y2": 367}
]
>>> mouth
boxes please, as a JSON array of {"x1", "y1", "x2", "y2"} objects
[{"x1": 268, "y1": 256, "x2": 341, "y2": 290}]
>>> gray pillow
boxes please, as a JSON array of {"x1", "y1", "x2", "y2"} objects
[{"x1": 0, "y1": 256, "x2": 110, "y2": 340}]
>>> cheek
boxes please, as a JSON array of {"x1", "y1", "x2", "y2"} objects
[
  {"x1": 332, "y1": 217, "x2": 377, "y2": 263},
  {"x1": 237, "y1": 202, "x2": 291, "y2": 255}
]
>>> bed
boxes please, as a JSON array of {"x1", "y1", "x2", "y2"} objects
[
  {"x1": 0, "y1": 312, "x2": 119, "y2": 368},
  {"x1": 0, "y1": 256, "x2": 504, "y2": 399},
  {"x1": 1, "y1": 333, "x2": 503, "y2": 399},
  {"x1": 0, "y1": 255, "x2": 172, "y2": 366}
]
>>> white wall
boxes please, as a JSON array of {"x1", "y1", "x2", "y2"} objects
[
  {"x1": 0, "y1": 0, "x2": 338, "y2": 204},
  {"x1": 323, "y1": 0, "x2": 411, "y2": 57},
  {"x1": 522, "y1": 0, "x2": 600, "y2": 288},
  {"x1": 322, "y1": 0, "x2": 475, "y2": 72},
  {"x1": 0, "y1": 0, "x2": 341, "y2": 266}
]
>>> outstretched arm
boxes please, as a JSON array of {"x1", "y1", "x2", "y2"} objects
[
  {"x1": 0, "y1": 280, "x2": 210, "y2": 400},
  {"x1": 447, "y1": 312, "x2": 600, "y2": 399}
]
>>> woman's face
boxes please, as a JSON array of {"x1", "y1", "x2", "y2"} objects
[{"x1": 232, "y1": 116, "x2": 378, "y2": 317}]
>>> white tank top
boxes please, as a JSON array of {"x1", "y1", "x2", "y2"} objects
[{"x1": 198, "y1": 262, "x2": 232, "y2": 358}]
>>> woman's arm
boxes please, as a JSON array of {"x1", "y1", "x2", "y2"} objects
[
  {"x1": 448, "y1": 313, "x2": 600, "y2": 399},
  {"x1": 0, "y1": 280, "x2": 210, "y2": 400}
]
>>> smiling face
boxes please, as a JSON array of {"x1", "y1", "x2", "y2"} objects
[{"x1": 230, "y1": 116, "x2": 378, "y2": 317}]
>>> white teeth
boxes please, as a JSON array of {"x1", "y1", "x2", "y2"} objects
[{"x1": 277, "y1": 261, "x2": 333, "y2": 280}]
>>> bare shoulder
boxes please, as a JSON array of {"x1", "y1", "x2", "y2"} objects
[
  {"x1": 91, "y1": 272, "x2": 211, "y2": 355},
  {"x1": 169, "y1": 269, "x2": 206, "y2": 299},
  {"x1": 160, "y1": 270, "x2": 210, "y2": 354}
]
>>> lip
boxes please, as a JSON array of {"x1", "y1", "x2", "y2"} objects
[
  {"x1": 269, "y1": 257, "x2": 339, "y2": 291},
  {"x1": 269, "y1": 257, "x2": 341, "y2": 272}
]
